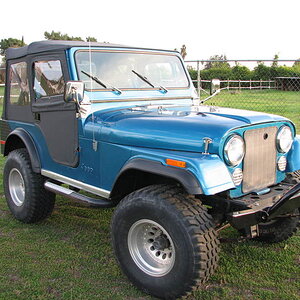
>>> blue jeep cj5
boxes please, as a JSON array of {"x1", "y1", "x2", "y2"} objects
[{"x1": 1, "y1": 41, "x2": 300, "y2": 299}]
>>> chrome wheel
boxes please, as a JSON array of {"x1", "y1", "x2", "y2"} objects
[
  {"x1": 128, "y1": 219, "x2": 175, "y2": 277},
  {"x1": 8, "y1": 168, "x2": 25, "y2": 207}
]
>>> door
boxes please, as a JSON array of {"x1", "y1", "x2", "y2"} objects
[{"x1": 30, "y1": 53, "x2": 79, "y2": 167}]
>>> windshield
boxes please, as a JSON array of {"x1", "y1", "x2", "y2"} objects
[{"x1": 75, "y1": 50, "x2": 189, "y2": 90}]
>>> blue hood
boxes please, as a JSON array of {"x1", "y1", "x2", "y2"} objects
[{"x1": 84, "y1": 105, "x2": 289, "y2": 153}]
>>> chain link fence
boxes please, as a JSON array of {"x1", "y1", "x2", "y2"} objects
[
  {"x1": 185, "y1": 60, "x2": 300, "y2": 131},
  {"x1": 1, "y1": 61, "x2": 300, "y2": 130}
]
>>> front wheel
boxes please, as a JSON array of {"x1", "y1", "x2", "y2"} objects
[{"x1": 111, "y1": 185, "x2": 220, "y2": 299}]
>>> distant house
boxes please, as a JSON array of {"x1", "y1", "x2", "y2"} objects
[{"x1": 275, "y1": 77, "x2": 300, "y2": 91}]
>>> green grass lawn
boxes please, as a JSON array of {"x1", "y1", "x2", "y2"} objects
[
  {"x1": 204, "y1": 89, "x2": 300, "y2": 131},
  {"x1": 0, "y1": 86, "x2": 299, "y2": 299},
  {"x1": 0, "y1": 154, "x2": 299, "y2": 300}
]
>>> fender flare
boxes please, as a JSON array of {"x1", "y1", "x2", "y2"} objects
[
  {"x1": 4, "y1": 128, "x2": 41, "y2": 173},
  {"x1": 287, "y1": 135, "x2": 300, "y2": 172},
  {"x1": 115, "y1": 158, "x2": 203, "y2": 195}
]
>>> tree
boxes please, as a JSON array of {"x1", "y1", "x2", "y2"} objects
[
  {"x1": 204, "y1": 54, "x2": 230, "y2": 69},
  {"x1": 86, "y1": 37, "x2": 97, "y2": 42},
  {"x1": 271, "y1": 53, "x2": 279, "y2": 67},
  {"x1": 253, "y1": 64, "x2": 271, "y2": 80},
  {"x1": 180, "y1": 45, "x2": 187, "y2": 60},
  {"x1": 293, "y1": 59, "x2": 300, "y2": 66},
  {"x1": 0, "y1": 37, "x2": 26, "y2": 56},
  {"x1": 174, "y1": 45, "x2": 187, "y2": 59},
  {"x1": 231, "y1": 65, "x2": 251, "y2": 80},
  {"x1": 293, "y1": 59, "x2": 300, "y2": 72},
  {"x1": 44, "y1": 31, "x2": 83, "y2": 41}
]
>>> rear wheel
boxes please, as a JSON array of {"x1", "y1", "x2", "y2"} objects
[
  {"x1": 111, "y1": 184, "x2": 220, "y2": 299},
  {"x1": 3, "y1": 148, "x2": 55, "y2": 223}
]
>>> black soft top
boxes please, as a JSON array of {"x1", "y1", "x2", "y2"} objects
[
  {"x1": 6, "y1": 40, "x2": 176, "y2": 60},
  {"x1": 6, "y1": 40, "x2": 126, "y2": 60}
]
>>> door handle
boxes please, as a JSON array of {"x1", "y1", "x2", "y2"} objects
[{"x1": 34, "y1": 113, "x2": 41, "y2": 122}]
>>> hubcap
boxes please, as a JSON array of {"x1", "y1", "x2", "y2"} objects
[
  {"x1": 8, "y1": 168, "x2": 25, "y2": 207},
  {"x1": 128, "y1": 219, "x2": 175, "y2": 277}
]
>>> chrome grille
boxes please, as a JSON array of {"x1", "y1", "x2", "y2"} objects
[{"x1": 243, "y1": 127, "x2": 277, "y2": 193}]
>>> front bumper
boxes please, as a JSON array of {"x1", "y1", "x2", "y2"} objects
[{"x1": 228, "y1": 182, "x2": 300, "y2": 229}]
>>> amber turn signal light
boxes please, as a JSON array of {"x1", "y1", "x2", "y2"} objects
[{"x1": 166, "y1": 159, "x2": 187, "y2": 168}]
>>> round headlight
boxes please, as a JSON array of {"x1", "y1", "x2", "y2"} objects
[
  {"x1": 224, "y1": 135, "x2": 245, "y2": 166},
  {"x1": 277, "y1": 126, "x2": 293, "y2": 153}
]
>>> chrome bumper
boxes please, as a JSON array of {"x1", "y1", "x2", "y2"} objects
[{"x1": 228, "y1": 182, "x2": 300, "y2": 229}]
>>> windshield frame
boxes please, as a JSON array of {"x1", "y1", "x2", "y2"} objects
[{"x1": 74, "y1": 49, "x2": 190, "y2": 92}]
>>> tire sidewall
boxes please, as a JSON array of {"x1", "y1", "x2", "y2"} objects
[
  {"x1": 4, "y1": 150, "x2": 35, "y2": 221},
  {"x1": 112, "y1": 196, "x2": 198, "y2": 298}
]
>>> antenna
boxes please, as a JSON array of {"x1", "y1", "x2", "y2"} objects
[{"x1": 88, "y1": 40, "x2": 98, "y2": 151}]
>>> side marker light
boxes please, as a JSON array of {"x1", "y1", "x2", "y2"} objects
[{"x1": 166, "y1": 159, "x2": 187, "y2": 168}]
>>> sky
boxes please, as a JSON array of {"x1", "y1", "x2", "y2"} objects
[{"x1": 0, "y1": 0, "x2": 299, "y2": 62}]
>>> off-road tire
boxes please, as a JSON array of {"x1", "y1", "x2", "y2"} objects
[
  {"x1": 256, "y1": 209, "x2": 299, "y2": 243},
  {"x1": 111, "y1": 184, "x2": 220, "y2": 299},
  {"x1": 3, "y1": 148, "x2": 55, "y2": 223}
]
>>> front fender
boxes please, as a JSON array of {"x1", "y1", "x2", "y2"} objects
[
  {"x1": 118, "y1": 150, "x2": 234, "y2": 195},
  {"x1": 184, "y1": 154, "x2": 235, "y2": 195},
  {"x1": 287, "y1": 135, "x2": 300, "y2": 172},
  {"x1": 118, "y1": 158, "x2": 203, "y2": 195}
]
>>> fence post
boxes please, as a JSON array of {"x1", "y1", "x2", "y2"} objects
[
  {"x1": 260, "y1": 79, "x2": 262, "y2": 90},
  {"x1": 239, "y1": 79, "x2": 241, "y2": 91},
  {"x1": 197, "y1": 61, "x2": 200, "y2": 98}
]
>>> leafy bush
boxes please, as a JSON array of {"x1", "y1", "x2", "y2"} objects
[
  {"x1": 188, "y1": 63, "x2": 300, "y2": 89},
  {"x1": 230, "y1": 66, "x2": 252, "y2": 80},
  {"x1": 200, "y1": 68, "x2": 232, "y2": 80}
]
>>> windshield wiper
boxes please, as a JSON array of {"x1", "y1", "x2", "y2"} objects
[
  {"x1": 132, "y1": 70, "x2": 168, "y2": 93},
  {"x1": 81, "y1": 70, "x2": 106, "y2": 88},
  {"x1": 81, "y1": 70, "x2": 122, "y2": 94}
]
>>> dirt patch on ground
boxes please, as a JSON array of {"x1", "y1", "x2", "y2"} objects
[
  {"x1": 8, "y1": 274, "x2": 21, "y2": 282},
  {"x1": 46, "y1": 286, "x2": 62, "y2": 299},
  {"x1": 0, "y1": 208, "x2": 9, "y2": 218},
  {"x1": 0, "y1": 229, "x2": 15, "y2": 238}
]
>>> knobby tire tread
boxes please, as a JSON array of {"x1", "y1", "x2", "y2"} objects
[
  {"x1": 4, "y1": 149, "x2": 55, "y2": 223},
  {"x1": 113, "y1": 184, "x2": 220, "y2": 298}
]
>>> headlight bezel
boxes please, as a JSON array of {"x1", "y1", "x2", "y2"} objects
[
  {"x1": 224, "y1": 134, "x2": 245, "y2": 167},
  {"x1": 276, "y1": 126, "x2": 293, "y2": 153}
]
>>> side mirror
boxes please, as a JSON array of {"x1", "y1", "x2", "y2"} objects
[
  {"x1": 210, "y1": 79, "x2": 220, "y2": 95},
  {"x1": 64, "y1": 81, "x2": 84, "y2": 103}
]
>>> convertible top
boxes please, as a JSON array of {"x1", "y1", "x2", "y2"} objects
[
  {"x1": 5, "y1": 40, "x2": 177, "y2": 60},
  {"x1": 5, "y1": 40, "x2": 125, "y2": 60}
]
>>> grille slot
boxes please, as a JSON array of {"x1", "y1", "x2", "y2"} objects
[{"x1": 243, "y1": 127, "x2": 277, "y2": 193}]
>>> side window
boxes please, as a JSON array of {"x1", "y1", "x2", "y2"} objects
[
  {"x1": 33, "y1": 60, "x2": 65, "y2": 99},
  {"x1": 9, "y1": 62, "x2": 29, "y2": 105}
]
